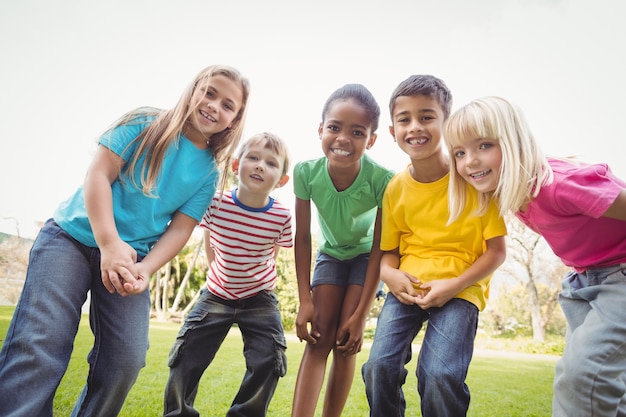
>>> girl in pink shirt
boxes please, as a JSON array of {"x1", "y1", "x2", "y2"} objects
[{"x1": 443, "y1": 95, "x2": 626, "y2": 417}]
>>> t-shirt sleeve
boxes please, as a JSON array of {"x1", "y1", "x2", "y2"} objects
[
  {"x1": 98, "y1": 118, "x2": 150, "y2": 160},
  {"x1": 293, "y1": 162, "x2": 312, "y2": 201},
  {"x1": 179, "y1": 172, "x2": 219, "y2": 222},
  {"x1": 277, "y1": 212, "x2": 294, "y2": 248},
  {"x1": 482, "y1": 199, "x2": 508, "y2": 240},
  {"x1": 551, "y1": 163, "x2": 625, "y2": 219}
]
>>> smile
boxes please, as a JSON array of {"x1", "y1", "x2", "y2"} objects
[
  {"x1": 199, "y1": 110, "x2": 216, "y2": 123},
  {"x1": 407, "y1": 138, "x2": 428, "y2": 145},
  {"x1": 331, "y1": 148, "x2": 353, "y2": 156},
  {"x1": 469, "y1": 170, "x2": 491, "y2": 179}
]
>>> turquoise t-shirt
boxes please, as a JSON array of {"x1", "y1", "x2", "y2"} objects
[
  {"x1": 54, "y1": 115, "x2": 219, "y2": 256},
  {"x1": 293, "y1": 153, "x2": 394, "y2": 260}
]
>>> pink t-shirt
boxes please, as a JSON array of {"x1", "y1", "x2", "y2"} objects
[{"x1": 516, "y1": 158, "x2": 626, "y2": 271}]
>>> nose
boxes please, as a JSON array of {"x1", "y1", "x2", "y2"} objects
[{"x1": 409, "y1": 119, "x2": 423, "y2": 133}]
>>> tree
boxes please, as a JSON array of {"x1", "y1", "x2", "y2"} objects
[{"x1": 497, "y1": 215, "x2": 567, "y2": 341}]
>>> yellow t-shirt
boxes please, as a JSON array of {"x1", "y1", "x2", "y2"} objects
[{"x1": 381, "y1": 167, "x2": 507, "y2": 311}]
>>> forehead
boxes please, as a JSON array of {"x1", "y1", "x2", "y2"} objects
[
  {"x1": 197, "y1": 74, "x2": 243, "y2": 107},
  {"x1": 392, "y1": 95, "x2": 444, "y2": 117},
  {"x1": 324, "y1": 99, "x2": 371, "y2": 126}
]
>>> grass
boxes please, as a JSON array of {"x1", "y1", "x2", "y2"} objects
[{"x1": 0, "y1": 306, "x2": 558, "y2": 416}]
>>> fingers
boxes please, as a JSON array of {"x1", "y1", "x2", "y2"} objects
[{"x1": 123, "y1": 273, "x2": 149, "y2": 295}]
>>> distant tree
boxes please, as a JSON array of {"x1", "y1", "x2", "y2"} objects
[
  {"x1": 0, "y1": 235, "x2": 30, "y2": 304},
  {"x1": 497, "y1": 215, "x2": 567, "y2": 341}
]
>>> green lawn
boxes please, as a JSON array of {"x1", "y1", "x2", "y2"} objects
[{"x1": 0, "y1": 306, "x2": 557, "y2": 416}]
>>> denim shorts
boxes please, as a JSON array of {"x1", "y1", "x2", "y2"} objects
[{"x1": 311, "y1": 251, "x2": 369, "y2": 288}]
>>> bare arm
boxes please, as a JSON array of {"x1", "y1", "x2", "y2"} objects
[
  {"x1": 126, "y1": 211, "x2": 198, "y2": 294},
  {"x1": 294, "y1": 197, "x2": 318, "y2": 344},
  {"x1": 603, "y1": 189, "x2": 626, "y2": 221},
  {"x1": 416, "y1": 235, "x2": 507, "y2": 309},
  {"x1": 84, "y1": 145, "x2": 138, "y2": 296}
]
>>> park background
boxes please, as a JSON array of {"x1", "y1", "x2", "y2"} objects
[{"x1": 1, "y1": 0, "x2": 625, "y2": 415}]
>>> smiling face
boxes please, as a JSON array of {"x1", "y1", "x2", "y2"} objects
[
  {"x1": 451, "y1": 137, "x2": 503, "y2": 193},
  {"x1": 232, "y1": 141, "x2": 288, "y2": 201},
  {"x1": 389, "y1": 94, "x2": 445, "y2": 164},
  {"x1": 184, "y1": 74, "x2": 244, "y2": 147},
  {"x1": 319, "y1": 99, "x2": 377, "y2": 170}
]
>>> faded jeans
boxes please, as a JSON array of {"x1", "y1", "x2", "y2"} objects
[
  {"x1": 362, "y1": 293, "x2": 479, "y2": 417},
  {"x1": 553, "y1": 264, "x2": 626, "y2": 417},
  {"x1": 163, "y1": 289, "x2": 287, "y2": 417},
  {"x1": 0, "y1": 220, "x2": 150, "y2": 417}
]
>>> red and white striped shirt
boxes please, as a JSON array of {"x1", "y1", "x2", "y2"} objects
[{"x1": 199, "y1": 189, "x2": 293, "y2": 300}]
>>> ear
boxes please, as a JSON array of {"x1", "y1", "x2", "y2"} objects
[
  {"x1": 274, "y1": 174, "x2": 290, "y2": 189},
  {"x1": 389, "y1": 125, "x2": 397, "y2": 142},
  {"x1": 318, "y1": 123, "x2": 323, "y2": 138},
  {"x1": 366, "y1": 133, "x2": 378, "y2": 149},
  {"x1": 231, "y1": 158, "x2": 240, "y2": 175}
]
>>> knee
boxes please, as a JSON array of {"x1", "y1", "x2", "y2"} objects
[{"x1": 362, "y1": 356, "x2": 407, "y2": 387}]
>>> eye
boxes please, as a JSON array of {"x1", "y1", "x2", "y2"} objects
[
  {"x1": 247, "y1": 155, "x2": 259, "y2": 161},
  {"x1": 223, "y1": 102, "x2": 234, "y2": 111},
  {"x1": 479, "y1": 142, "x2": 494, "y2": 150},
  {"x1": 327, "y1": 124, "x2": 339, "y2": 132},
  {"x1": 352, "y1": 130, "x2": 365, "y2": 137},
  {"x1": 396, "y1": 117, "x2": 409, "y2": 124},
  {"x1": 453, "y1": 150, "x2": 465, "y2": 158}
]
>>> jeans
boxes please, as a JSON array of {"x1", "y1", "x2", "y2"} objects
[
  {"x1": 164, "y1": 289, "x2": 287, "y2": 417},
  {"x1": 553, "y1": 264, "x2": 626, "y2": 417},
  {"x1": 0, "y1": 220, "x2": 150, "y2": 417},
  {"x1": 362, "y1": 293, "x2": 479, "y2": 417}
]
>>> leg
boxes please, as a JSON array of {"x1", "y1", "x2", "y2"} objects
[
  {"x1": 417, "y1": 298, "x2": 478, "y2": 417},
  {"x1": 71, "y1": 250, "x2": 151, "y2": 417},
  {"x1": 321, "y1": 284, "x2": 363, "y2": 417},
  {"x1": 228, "y1": 292, "x2": 287, "y2": 417},
  {"x1": 291, "y1": 284, "x2": 346, "y2": 417},
  {"x1": 553, "y1": 267, "x2": 626, "y2": 417},
  {"x1": 164, "y1": 290, "x2": 234, "y2": 417},
  {"x1": 362, "y1": 293, "x2": 425, "y2": 417},
  {"x1": 0, "y1": 222, "x2": 91, "y2": 417}
]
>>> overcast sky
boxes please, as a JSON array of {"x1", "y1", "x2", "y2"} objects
[{"x1": 1, "y1": 0, "x2": 625, "y2": 239}]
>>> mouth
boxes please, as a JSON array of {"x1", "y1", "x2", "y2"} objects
[
  {"x1": 469, "y1": 169, "x2": 491, "y2": 179},
  {"x1": 250, "y1": 174, "x2": 263, "y2": 182},
  {"x1": 406, "y1": 137, "x2": 428, "y2": 145},
  {"x1": 331, "y1": 148, "x2": 353, "y2": 157},
  {"x1": 199, "y1": 110, "x2": 216, "y2": 123}
]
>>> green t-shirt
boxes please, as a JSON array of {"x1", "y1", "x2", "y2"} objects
[{"x1": 293, "y1": 154, "x2": 394, "y2": 260}]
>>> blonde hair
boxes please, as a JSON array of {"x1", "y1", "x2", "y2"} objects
[
  {"x1": 105, "y1": 64, "x2": 250, "y2": 196},
  {"x1": 237, "y1": 132, "x2": 290, "y2": 176},
  {"x1": 444, "y1": 96, "x2": 553, "y2": 222}
]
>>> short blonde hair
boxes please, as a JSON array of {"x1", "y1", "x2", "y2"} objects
[{"x1": 444, "y1": 96, "x2": 553, "y2": 222}]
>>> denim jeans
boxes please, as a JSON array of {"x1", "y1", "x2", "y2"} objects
[
  {"x1": 0, "y1": 220, "x2": 150, "y2": 417},
  {"x1": 362, "y1": 293, "x2": 479, "y2": 417},
  {"x1": 163, "y1": 289, "x2": 287, "y2": 417},
  {"x1": 553, "y1": 264, "x2": 626, "y2": 417}
]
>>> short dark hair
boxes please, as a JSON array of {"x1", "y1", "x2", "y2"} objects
[{"x1": 389, "y1": 74, "x2": 452, "y2": 120}]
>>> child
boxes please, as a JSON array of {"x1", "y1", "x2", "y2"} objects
[
  {"x1": 0, "y1": 64, "x2": 250, "y2": 417},
  {"x1": 443, "y1": 95, "x2": 626, "y2": 417},
  {"x1": 163, "y1": 132, "x2": 292, "y2": 417},
  {"x1": 361, "y1": 75, "x2": 507, "y2": 417},
  {"x1": 291, "y1": 84, "x2": 394, "y2": 417}
]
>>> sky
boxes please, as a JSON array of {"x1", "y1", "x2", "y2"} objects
[{"x1": 1, "y1": 0, "x2": 625, "y2": 239}]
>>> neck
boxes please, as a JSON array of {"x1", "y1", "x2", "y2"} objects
[
  {"x1": 235, "y1": 188, "x2": 270, "y2": 209},
  {"x1": 409, "y1": 154, "x2": 449, "y2": 183}
]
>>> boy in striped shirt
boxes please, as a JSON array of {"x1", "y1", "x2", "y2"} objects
[{"x1": 164, "y1": 132, "x2": 292, "y2": 417}]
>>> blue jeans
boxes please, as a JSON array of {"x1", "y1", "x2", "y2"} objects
[
  {"x1": 0, "y1": 220, "x2": 150, "y2": 417},
  {"x1": 164, "y1": 289, "x2": 287, "y2": 417},
  {"x1": 362, "y1": 294, "x2": 479, "y2": 417},
  {"x1": 553, "y1": 264, "x2": 626, "y2": 417}
]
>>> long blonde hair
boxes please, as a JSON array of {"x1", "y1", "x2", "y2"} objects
[
  {"x1": 444, "y1": 96, "x2": 553, "y2": 222},
  {"x1": 104, "y1": 64, "x2": 250, "y2": 196}
]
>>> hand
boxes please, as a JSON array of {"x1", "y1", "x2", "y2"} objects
[
  {"x1": 99, "y1": 239, "x2": 138, "y2": 296},
  {"x1": 295, "y1": 299, "x2": 320, "y2": 344},
  {"x1": 336, "y1": 315, "x2": 365, "y2": 356},
  {"x1": 121, "y1": 263, "x2": 152, "y2": 295},
  {"x1": 415, "y1": 278, "x2": 462, "y2": 309},
  {"x1": 382, "y1": 266, "x2": 422, "y2": 305}
]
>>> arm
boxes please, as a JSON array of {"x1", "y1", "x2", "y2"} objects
[
  {"x1": 603, "y1": 189, "x2": 626, "y2": 221},
  {"x1": 84, "y1": 145, "x2": 138, "y2": 296},
  {"x1": 293, "y1": 197, "x2": 319, "y2": 344},
  {"x1": 380, "y1": 249, "x2": 422, "y2": 304},
  {"x1": 125, "y1": 211, "x2": 198, "y2": 294},
  {"x1": 415, "y1": 235, "x2": 507, "y2": 309},
  {"x1": 204, "y1": 228, "x2": 215, "y2": 264},
  {"x1": 336, "y1": 209, "x2": 384, "y2": 355}
]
